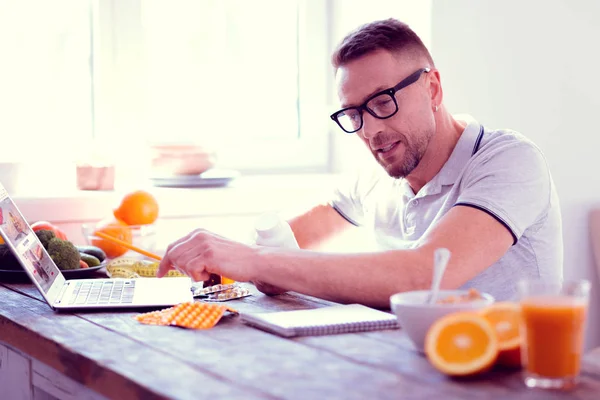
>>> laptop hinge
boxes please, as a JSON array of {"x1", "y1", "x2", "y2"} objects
[{"x1": 54, "y1": 281, "x2": 71, "y2": 306}]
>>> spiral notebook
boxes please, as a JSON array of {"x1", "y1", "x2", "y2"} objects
[{"x1": 240, "y1": 304, "x2": 400, "y2": 337}]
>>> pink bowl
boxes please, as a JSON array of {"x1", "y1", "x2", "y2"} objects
[{"x1": 150, "y1": 144, "x2": 217, "y2": 176}]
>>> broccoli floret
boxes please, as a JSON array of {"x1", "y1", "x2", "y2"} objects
[
  {"x1": 0, "y1": 244, "x2": 22, "y2": 271},
  {"x1": 47, "y1": 238, "x2": 80, "y2": 270},
  {"x1": 35, "y1": 229, "x2": 56, "y2": 249}
]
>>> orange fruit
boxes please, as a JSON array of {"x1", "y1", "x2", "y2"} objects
[
  {"x1": 92, "y1": 219, "x2": 133, "y2": 258},
  {"x1": 480, "y1": 302, "x2": 522, "y2": 368},
  {"x1": 221, "y1": 276, "x2": 236, "y2": 285},
  {"x1": 425, "y1": 312, "x2": 499, "y2": 377},
  {"x1": 113, "y1": 190, "x2": 159, "y2": 226}
]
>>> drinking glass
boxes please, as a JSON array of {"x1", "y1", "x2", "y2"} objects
[{"x1": 518, "y1": 279, "x2": 591, "y2": 390}]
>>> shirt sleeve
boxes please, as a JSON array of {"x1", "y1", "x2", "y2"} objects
[
  {"x1": 329, "y1": 165, "x2": 383, "y2": 227},
  {"x1": 455, "y1": 139, "x2": 552, "y2": 244}
]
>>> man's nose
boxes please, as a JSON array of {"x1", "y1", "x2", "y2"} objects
[{"x1": 360, "y1": 111, "x2": 384, "y2": 139}]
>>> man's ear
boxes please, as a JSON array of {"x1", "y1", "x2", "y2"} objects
[{"x1": 429, "y1": 69, "x2": 443, "y2": 108}]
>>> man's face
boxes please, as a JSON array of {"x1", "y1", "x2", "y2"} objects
[{"x1": 335, "y1": 50, "x2": 435, "y2": 178}]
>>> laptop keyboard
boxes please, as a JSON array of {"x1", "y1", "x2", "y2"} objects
[{"x1": 69, "y1": 280, "x2": 136, "y2": 305}]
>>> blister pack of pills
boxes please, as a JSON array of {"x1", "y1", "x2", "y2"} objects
[
  {"x1": 191, "y1": 282, "x2": 252, "y2": 301},
  {"x1": 135, "y1": 302, "x2": 238, "y2": 329},
  {"x1": 204, "y1": 287, "x2": 251, "y2": 302},
  {"x1": 192, "y1": 283, "x2": 238, "y2": 296}
]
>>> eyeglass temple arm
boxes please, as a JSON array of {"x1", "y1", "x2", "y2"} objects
[{"x1": 392, "y1": 67, "x2": 431, "y2": 92}]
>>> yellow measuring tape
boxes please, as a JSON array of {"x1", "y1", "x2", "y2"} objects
[{"x1": 106, "y1": 258, "x2": 187, "y2": 279}]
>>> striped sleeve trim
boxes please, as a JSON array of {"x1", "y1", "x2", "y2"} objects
[
  {"x1": 330, "y1": 202, "x2": 361, "y2": 227},
  {"x1": 454, "y1": 202, "x2": 518, "y2": 245}
]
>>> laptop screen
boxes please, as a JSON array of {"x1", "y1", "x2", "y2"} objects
[{"x1": 0, "y1": 184, "x2": 65, "y2": 302}]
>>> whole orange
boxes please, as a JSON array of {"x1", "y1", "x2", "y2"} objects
[
  {"x1": 113, "y1": 190, "x2": 159, "y2": 226},
  {"x1": 92, "y1": 219, "x2": 133, "y2": 258}
]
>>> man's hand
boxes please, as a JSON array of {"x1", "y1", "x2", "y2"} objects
[
  {"x1": 156, "y1": 228, "x2": 259, "y2": 283},
  {"x1": 252, "y1": 280, "x2": 288, "y2": 296}
]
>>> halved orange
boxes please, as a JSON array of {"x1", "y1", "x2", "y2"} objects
[
  {"x1": 480, "y1": 302, "x2": 522, "y2": 368},
  {"x1": 425, "y1": 312, "x2": 499, "y2": 377}
]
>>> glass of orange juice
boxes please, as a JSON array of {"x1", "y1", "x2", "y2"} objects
[{"x1": 518, "y1": 279, "x2": 591, "y2": 390}]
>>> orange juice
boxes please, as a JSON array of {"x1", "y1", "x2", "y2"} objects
[{"x1": 520, "y1": 296, "x2": 587, "y2": 378}]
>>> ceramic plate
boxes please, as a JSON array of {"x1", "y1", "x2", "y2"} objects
[{"x1": 150, "y1": 169, "x2": 240, "y2": 188}]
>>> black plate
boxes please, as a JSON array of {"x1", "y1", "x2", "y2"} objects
[{"x1": 0, "y1": 263, "x2": 106, "y2": 281}]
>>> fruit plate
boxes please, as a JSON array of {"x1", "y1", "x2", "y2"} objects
[{"x1": 0, "y1": 263, "x2": 107, "y2": 282}]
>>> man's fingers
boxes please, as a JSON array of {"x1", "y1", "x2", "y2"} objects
[
  {"x1": 164, "y1": 230, "x2": 196, "y2": 255},
  {"x1": 158, "y1": 230, "x2": 200, "y2": 278},
  {"x1": 172, "y1": 244, "x2": 201, "y2": 266},
  {"x1": 156, "y1": 259, "x2": 174, "y2": 278},
  {"x1": 160, "y1": 241, "x2": 208, "y2": 279},
  {"x1": 157, "y1": 228, "x2": 217, "y2": 281},
  {"x1": 168, "y1": 230, "x2": 208, "y2": 263},
  {"x1": 189, "y1": 269, "x2": 210, "y2": 283},
  {"x1": 181, "y1": 254, "x2": 212, "y2": 282}
]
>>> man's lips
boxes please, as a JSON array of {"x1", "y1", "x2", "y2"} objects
[
  {"x1": 374, "y1": 141, "x2": 401, "y2": 153},
  {"x1": 374, "y1": 141, "x2": 402, "y2": 162}
]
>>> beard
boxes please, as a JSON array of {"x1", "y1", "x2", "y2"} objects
[{"x1": 373, "y1": 127, "x2": 434, "y2": 178}]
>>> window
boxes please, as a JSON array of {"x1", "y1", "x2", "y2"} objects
[
  {"x1": 96, "y1": 0, "x2": 330, "y2": 173},
  {"x1": 1, "y1": 0, "x2": 330, "y2": 177},
  {"x1": 142, "y1": 1, "x2": 301, "y2": 143},
  {"x1": 0, "y1": 0, "x2": 92, "y2": 161}
]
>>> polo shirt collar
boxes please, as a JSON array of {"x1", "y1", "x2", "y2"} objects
[
  {"x1": 400, "y1": 116, "x2": 482, "y2": 198},
  {"x1": 436, "y1": 117, "x2": 482, "y2": 186}
]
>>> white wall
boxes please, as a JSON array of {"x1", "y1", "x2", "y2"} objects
[{"x1": 431, "y1": 0, "x2": 600, "y2": 350}]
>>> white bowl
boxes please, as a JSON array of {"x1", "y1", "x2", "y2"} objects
[{"x1": 390, "y1": 290, "x2": 495, "y2": 353}]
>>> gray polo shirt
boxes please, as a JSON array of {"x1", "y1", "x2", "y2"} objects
[{"x1": 331, "y1": 118, "x2": 563, "y2": 301}]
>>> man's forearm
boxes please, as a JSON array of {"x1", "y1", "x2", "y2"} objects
[
  {"x1": 250, "y1": 247, "x2": 431, "y2": 308},
  {"x1": 247, "y1": 206, "x2": 512, "y2": 306},
  {"x1": 288, "y1": 204, "x2": 353, "y2": 250}
]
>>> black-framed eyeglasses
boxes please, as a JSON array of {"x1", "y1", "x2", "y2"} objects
[{"x1": 330, "y1": 67, "x2": 430, "y2": 134}]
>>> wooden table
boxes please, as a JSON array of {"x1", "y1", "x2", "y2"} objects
[{"x1": 1, "y1": 275, "x2": 600, "y2": 400}]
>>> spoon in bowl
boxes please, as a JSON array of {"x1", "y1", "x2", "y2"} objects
[{"x1": 428, "y1": 248, "x2": 451, "y2": 304}]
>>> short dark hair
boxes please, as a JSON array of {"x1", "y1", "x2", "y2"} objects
[{"x1": 331, "y1": 18, "x2": 434, "y2": 70}]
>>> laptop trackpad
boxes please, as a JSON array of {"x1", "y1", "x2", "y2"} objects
[{"x1": 133, "y1": 277, "x2": 193, "y2": 305}]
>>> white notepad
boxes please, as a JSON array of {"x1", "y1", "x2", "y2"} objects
[{"x1": 240, "y1": 304, "x2": 400, "y2": 337}]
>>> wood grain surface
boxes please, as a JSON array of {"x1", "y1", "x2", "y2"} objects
[{"x1": 1, "y1": 281, "x2": 600, "y2": 400}]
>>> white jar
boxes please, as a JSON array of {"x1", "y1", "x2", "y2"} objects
[{"x1": 254, "y1": 212, "x2": 299, "y2": 249}]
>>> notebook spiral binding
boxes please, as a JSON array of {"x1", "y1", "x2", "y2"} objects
[{"x1": 296, "y1": 319, "x2": 398, "y2": 336}]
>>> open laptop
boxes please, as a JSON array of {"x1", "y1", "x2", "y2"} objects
[{"x1": 0, "y1": 183, "x2": 193, "y2": 311}]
